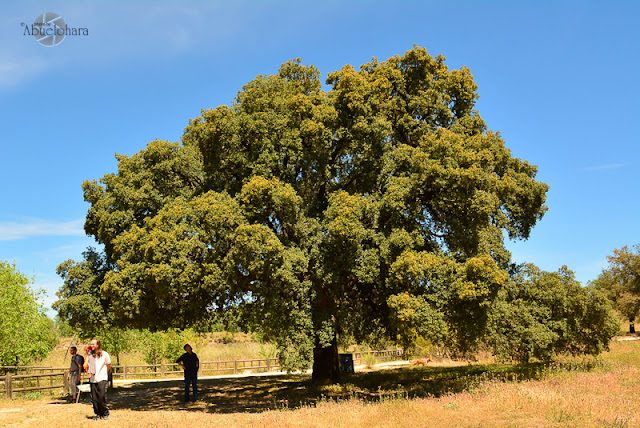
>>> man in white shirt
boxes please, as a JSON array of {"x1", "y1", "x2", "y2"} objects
[{"x1": 88, "y1": 339, "x2": 111, "y2": 420}]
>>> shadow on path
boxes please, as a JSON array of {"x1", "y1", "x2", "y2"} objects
[{"x1": 107, "y1": 375, "x2": 311, "y2": 414}]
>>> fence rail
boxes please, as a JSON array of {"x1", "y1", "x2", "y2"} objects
[
  {"x1": 111, "y1": 357, "x2": 281, "y2": 379},
  {"x1": 3, "y1": 371, "x2": 70, "y2": 399},
  {"x1": 352, "y1": 349, "x2": 403, "y2": 365},
  {"x1": 1, "y1": 349, "x2": 402, "y2": 399}
]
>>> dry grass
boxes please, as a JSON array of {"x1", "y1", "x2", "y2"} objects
[
  {"x1": 32, "y1": 334, "x2": 274, "y2": 368},
  {"x1": 3, "y1": 339, "x2": 639, "y2": 427}
]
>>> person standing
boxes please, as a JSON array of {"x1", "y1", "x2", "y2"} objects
[
  {"x1": 88, "y1": 339, "x2": 111, "y2": 420},
  {"x1": 176, "y1": 344, "x2": 199, "y2": 402},
  {"x1": 67, "y1": 346, "x2": 84, "y2": 401}
]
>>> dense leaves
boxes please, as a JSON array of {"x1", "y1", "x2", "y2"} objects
[
  {"x1": 0, "y1": 261, "x2": 57, "y2": 366},
  {"x1": 54, "y1": 247, "x2": 111, "y2": 337},
  {"x1": 486, "y1": 264, "x2": 618, "y2": 363},
  {"x1": 387, "y1": 292, "x2": 446, "y2": 357},
  {"x1": 592, "y1": 244, "x2": 640, "y2": 333},
  {"x1": 56, "y1": 47, "x2": 552, "y2": 379}
]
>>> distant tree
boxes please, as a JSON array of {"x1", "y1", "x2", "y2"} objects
[
  {"x1": 56, "y1": 47, "x2": 549, "y2": 380},
  {"x1": 53, "y1": 247, "x2": 111, "y2": 337},
  {"x1": 138, "y1": 329, "x2": 185, "y2": 369},
  {"x1": 0, "y1": 261, "x2": 57, "y2": 366},
  {"x1": 592, "y1": 244, "x2": 640, "y2": 334},
  {"x1": 486, "y1": 264, "x2": 618, "y2": 363},
  {"x1": 99, "y1": 327, "x2": 135, "y2": 366},
  {"x1": 53, "y1": 314, "x2": 75, "y2": 337}
]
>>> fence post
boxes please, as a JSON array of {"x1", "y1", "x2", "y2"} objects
[
  {"x1": 5, "y1": 372, "x2": 12, "y2": 399},
  {"x1": 233, "y1": 360, "x2": 238, "y2": 374},
  {"x1": 63, "y1": 370, "x2": 70, "y2": 395},
  {"x1": 266, "y1": 358, "x2": 270, "y2": 372}
]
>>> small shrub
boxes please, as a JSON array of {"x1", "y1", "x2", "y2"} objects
[
  {"x1": 23, "y1": 391, "x2": 44, "y2": 400},
  {"x1": 258, "y1": 343, "x2": 276, "y2": 360},
  {"x1": 549, "y1": 408, "x2": 574, "y2": 423},
  {"x1": 222, "y1": 331, "x2": 235, "y2": 344},
  {"x1": 362, "y1": 353, "x2": 378, "y2": 369}
]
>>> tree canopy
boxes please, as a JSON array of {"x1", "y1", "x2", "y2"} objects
[
  {"x1": 487, "y1": 264, "x2": 618, "y2": 363},
  {"x1": 0, "y1": 261, "x2": 57, "y2": 366},
  {"x1": 592, "y1": 244, "x2": 640, "y2": 333},
  {"x1": 55, "y1": 47, "x2": 551, "y2": 379}
]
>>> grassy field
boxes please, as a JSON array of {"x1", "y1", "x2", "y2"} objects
[
  {"x1": 33, "y1": 333, "x2": 276, "y2": 368},
  {"x1": 2, "y1": 337, "x2": 639, "y2": 427}
]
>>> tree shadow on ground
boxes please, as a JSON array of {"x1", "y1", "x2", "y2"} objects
[
  {"x1": 96, "y1": 360, "x2": 600, "y2": 414},
  {"x1": 106, "y1": 376, "x2": 311, "y2": 414}
]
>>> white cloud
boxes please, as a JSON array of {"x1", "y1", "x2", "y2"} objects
[
  {"x1": 1, "y1": 2, "x2": 248, "y2": 91},
  {"x1": 0, "y1": 218, "x2": 85, "y2": 241},
  {"x1": 0, "y1": 56, "x2": 51, "y2": 88}
]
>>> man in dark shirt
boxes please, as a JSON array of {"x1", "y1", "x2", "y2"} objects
[
  {"x1": 67, "y1": 346, "x2": 84, "y2": 401},
  {"x1": 176, "y1": 344, "x2": 199, "y2": 402}
]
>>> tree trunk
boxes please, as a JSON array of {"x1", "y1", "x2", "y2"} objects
[
  {"x1": 630, "y1": 320, "x2": 636, "y2": 334},
  {"x1": 311, "y1": 336, "x2": 340, "y2": 381}
]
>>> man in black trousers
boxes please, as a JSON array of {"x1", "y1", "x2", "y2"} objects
[{"x1": 176, "y1": 344, "x2": 199, "y2": 402}]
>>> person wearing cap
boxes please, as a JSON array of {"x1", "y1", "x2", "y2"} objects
[{"x1": 176, "y1": 344, "x2": 199, "y2": 402}]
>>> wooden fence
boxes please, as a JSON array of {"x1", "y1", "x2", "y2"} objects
[
  {"x1": 2, "y1": 370, "x2": 70, "y2": 400},
  {"x1": 1, "y1": 349, "x2": 403, "y2": 399},
  {"x1": 112, "y1": 357, "x2": 281, "y2": 380},
  {"x1": 352, "y1": 349, "x2": 402, "y2": 365}
]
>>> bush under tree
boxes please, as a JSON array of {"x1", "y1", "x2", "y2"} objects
[{"x1": 486, "y1": 264, "x2": 619, "y2": 363}]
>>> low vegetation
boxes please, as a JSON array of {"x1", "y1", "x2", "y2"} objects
[{"x1": 31, "y1": 333, "x2": 274, "y2": 368}]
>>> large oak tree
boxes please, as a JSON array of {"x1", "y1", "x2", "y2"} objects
[{"x1": 55, "y1": 47, "x2": 549, "y2": 379}]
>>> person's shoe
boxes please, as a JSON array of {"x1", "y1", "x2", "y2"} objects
[{"x1": 91, "y1": 416, "x2": 100, "y2": 421}]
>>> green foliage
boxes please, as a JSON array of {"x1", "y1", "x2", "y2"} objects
[
  {"x1": 207, "y1": 309, "x2": 242, "y2": 333},
  {"x1": 53, "y1": 247, "x2": 111, "y2": 337},
  {"x1": 591, "y1": 244, "x2": 640, "y2": 331},
  {"x1": 387, "y1": 292, "x2": 446, "y2": 358},
  {"x1": 362, "y1": 353, "x2": 378, "y2": 369},
  {"x1": 53, "y1": 315, "x2": 74, "y2": 337},
  {"x1": 486, "y1": 264, "x2": 619, "y2": 363},
  {"x1": 56, "y1": 47, "x2": 550, "y2": 379},
  {"x1": 99, "y1": 327, "x2": 135, "y2": 366},
  {"x1": 221, "y1": 331, "x2": 235, "y2": 344},
  {"x1": 138, "y1": 329, "x2": 186, "y2": 367},
  {"x1": 0, "y1": 261, "x2": 57, "y2": 366}
]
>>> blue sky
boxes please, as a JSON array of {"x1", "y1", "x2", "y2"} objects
[{"x1": 1, "y1": 1, "x2": 639, "y2": 316}]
